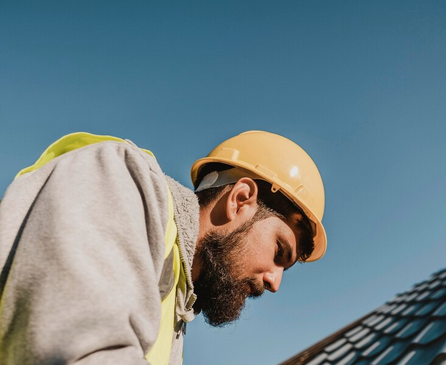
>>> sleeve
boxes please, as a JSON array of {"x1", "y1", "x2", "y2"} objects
[{"x1": 0, "y1": 142, "x2": 169, "y2": 365}]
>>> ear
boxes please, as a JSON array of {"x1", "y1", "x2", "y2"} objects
[{"x1": 225, "y1": 178, "x2": 258, "y2": 222}]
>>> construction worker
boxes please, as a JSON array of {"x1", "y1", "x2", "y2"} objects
[{"x1": 0, "y1": 130, "x2": 326, "y2": 365}]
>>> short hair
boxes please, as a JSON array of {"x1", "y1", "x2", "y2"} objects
[{"x1": 194, "y1": 163, "x2": 314, "y2": 261}]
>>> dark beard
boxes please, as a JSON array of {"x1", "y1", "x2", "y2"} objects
[{"x1": 192, "y1": 226, "x2": 265, "y2": 327}]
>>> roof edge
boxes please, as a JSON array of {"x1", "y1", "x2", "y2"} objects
[{"x1": 277, "y1": 311, "x2": 375, "y2": 365}]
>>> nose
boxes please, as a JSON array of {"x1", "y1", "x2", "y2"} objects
[{"x1": 263, "y1": 267, "x2": 284, "y2": 293}]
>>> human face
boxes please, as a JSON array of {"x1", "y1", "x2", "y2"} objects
[
  {"x1": 235, "y1": 215, "x2": 299, "y2": 294},
  {"x1": 193, "y1": 209, "x2": 299, "y2": 327}
]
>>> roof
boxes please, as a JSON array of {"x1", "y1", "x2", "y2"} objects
[{"x1": 279, "y1": 268, "x2": 446, "y2": 365}]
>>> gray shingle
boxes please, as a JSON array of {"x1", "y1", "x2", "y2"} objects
[
  {"x1": 355, "y1": 333, "x2": 378, "y2": 349},
  {"x1": 335, "y1": 351, "x2": 358, "y2": 365},
  {"x1": 345, "y1": 326, "x2": 364, "y2": 338},
  {"x1": 325, "y1": 338, "x2": 347, "y2": 353},
  {"x1": 349, "y1": 328, "x2": 370, "y2": 343},
  {"x1": 429, "y1": 280, "x2": 442, "y2": 290},
  {"x1": 391, "y1": 304, "x2": 408, "y2": 315},
  {"x1": 374, "y1": 317, "x2": 393, "y2": 331},
  {"x1": 383, "y1": 318, "x2": 409, "y2": 335},
  {"x1": 400, "y1": 303, "x2": 422, "y2": 316},
  {"x1": 416, "y1": 290, "x2": 432, "y2": 302},
  {"x1": 327, "y1": 344, "x2": 353, "y2": 362},
  {"x1": 361, "y1": 336, "x2": 392, "y2": 358},
  {"x1": 305, "y1": 353, "x2": 327, "y2": 365}
]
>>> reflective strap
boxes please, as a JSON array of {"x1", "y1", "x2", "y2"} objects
[
  {"x1": 146, "y1": 243, "x2": 181, "y2": 365},
  {"x1": 15, "y1": 132, "x2": 156, "y2": 179},
  {"x1": 146, "y1": 180, "x2": 180, "y2": 365},
  {"x1": 158, "y1": 249, "x2": 175, "y2": 301}
]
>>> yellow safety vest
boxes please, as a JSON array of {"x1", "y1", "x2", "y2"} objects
[{"x1": 16, "y1": 132, "x2": 183, "y2": 365}]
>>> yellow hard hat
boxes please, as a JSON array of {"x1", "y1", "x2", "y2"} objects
[{"x1": 191, "y1": 130, "x2": 327, "y2": 262}]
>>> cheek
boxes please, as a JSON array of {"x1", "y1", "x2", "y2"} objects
[
  {"x1": 222, "y1": 230, "x2": 256, "y2": 274},
  {"x1": 240, "y1": 233, "x2": 275, "y2": 271}
]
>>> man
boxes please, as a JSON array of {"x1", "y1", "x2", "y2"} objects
[{"x1": 0, "y1": 130, "x2": 326, "y2": 365}]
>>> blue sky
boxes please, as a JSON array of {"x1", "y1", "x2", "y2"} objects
[{"x1": 1, "y1": 1, "x2": 446, "y2": 364}]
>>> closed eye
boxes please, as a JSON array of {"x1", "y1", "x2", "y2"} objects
[
  {"x1": 275, "y1": 239, "x2": 294, "y2": 270},
  {"x1": 275, "y1": 240, "x2": 285, "y2": 264}
]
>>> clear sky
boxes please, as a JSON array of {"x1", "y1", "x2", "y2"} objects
[{"x1": 1, "y1": 1, "x2": 445, "y2": 364}]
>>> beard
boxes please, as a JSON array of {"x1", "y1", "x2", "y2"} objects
[{"x1": 192, "y1": 220, "x2": 266, "y2": 327}]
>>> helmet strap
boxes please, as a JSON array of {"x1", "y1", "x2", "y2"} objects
[{"x1": 195, "y1": 168, "x2": 263, "y2": 192}]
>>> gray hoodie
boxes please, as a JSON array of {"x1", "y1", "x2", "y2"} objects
[{"x1": 0, "y1": 140, "x2": 199, "y2": 365}]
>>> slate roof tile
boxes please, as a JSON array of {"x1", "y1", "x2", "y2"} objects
[
  {"x1": 376, "y1": 304, "x2": 396, "y2": 314},
  {"x1": 403, "y1": 293, "x2": 418, "y2": 303},
  {"x1": 325, "y1": 339, "x2": 347, "y2": 353},
  {"x1": 395, "y1": 318, "x2": 428, "y2": 339},
  {"x1": 400, "y1": 303, "x2": 422, "y2": 316},
  {"x1": 371, "y1": 345, "x2": 395, "y2": 365},
  {"x1": 354, "y1": 333, "x2": 378, "y2": 349},
  {"x1": 396, "y1": 350, "x2": 417, "y2": 365},
  {"x1": 416, "y1": 319, "x2": 446, "y2": 344},
  {"x1": 434, "y1": 302, "x2": 446, "y2": 316},
  {"x1": 327, "y1": 344, "x2": 353, "y2": 362},
  {"x1": 391, "y1": 304, "x2": 408, "y2": 315},
  {"x1": 362, "y1": 315, "x2": 380, "y2": 326},
  {"x1": 416, "y1": 290, "x2": 432, "y2": 302},
  {"x1": 349, "y1": 328, "x2": 370, "y2": 343},
  {"x1": 383, "y1": 318, "x2": 409, "y2": 335},
  {"x1": 391, "y1": 295, "x2": 405, "y2": 304},
  {"x1": 279, "y1": 268, "x2": 446, "y2": 365},
  {"x1": 374, "y1": 317, "x2": 393, "y2": 331},
  {"x1": 345, "y1": 326, "x2": 364, "y2": 338},
  {"x1": 399, "y1": 336, "x2": 446, "y2": 365},
  {"x1": 335, "y1": 351, "x2": 359, "y2": 365},
  {"x1": 432, "y1": 288, "x2": 446, "y2": 300},
  {"x1": 429, "y1": 280, "x2": 441, "y2": 290},
  {"x1": 415, "y1": 301, "x2": 441, "y2": 316},
  {"x1": 362, "y1": 336, "x2": 392, "y2": 358},
  {"x1": 371, "y1": 341, "x2": 410, "y2": 365},
  {"x1": 383, "y1": 321, "x2": 403, "y2": 335},
  {"x1": 306, "y1": 353, "x2": 327, "y2": 365},
  {"x1": 415, "y1": 282, "x2": 430, "y2": 292}
]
